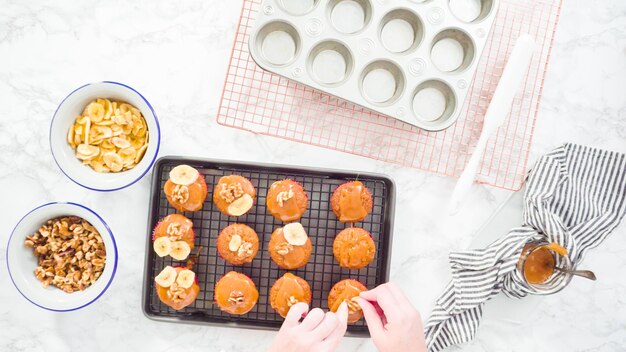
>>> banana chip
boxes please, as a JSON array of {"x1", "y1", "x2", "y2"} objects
[
  {"x1": 122, "y1": 123, "x2": 133, "y2": 135},
  {"x1": 90, "y1": 125, "x2": 112, "y2": 143},
  {"x1": 103, "y1": 152, "x2": 123, "y2": 172},
  {"x1": 99, "y1": 98, "x2": 113, "y2": 120},
  {"x1": 85, "y1": 101, "x2": 105, "y2": 123},
  {"x1": 111, "y1": 137, "x2": 131, "y2": 149},
  {"x1": 135, "y1": 144, "x2": 148, "y2": 164},
  {"x1": 91, "y1": 160, "x2": 110, "y2": 173},
  {"x1": 67, "y1": 124, "x2": 75, "y2": 148},
  {"x1": 119, "y1": 147, "x2": 137, "y2": 167},
  {"x1": 68, "y1": 98, "x2": 149, "y2": 173},
  {"x1": 96, "y1": 120, "x2": 114, "y2": 126},
  {"x1": 76, "y1": 144, "x2": 100, "y2": 161},
  {"x1": 119, "y1": 103, "x2": 132, "y2": 114},
  {"x1": 112, "y1": 113, "x2": 129, "y2": 126}
]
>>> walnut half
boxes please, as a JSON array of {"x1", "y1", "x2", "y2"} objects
[
  {"x1": 237, "y1": 242, "x2": 253, "y2": 258},
  {"x1": 219, "y1": 182, "x2": 244, "y2": 204},
  {"x1": 168, "y1": 282, "x2": 188, "y2": 303},
  {"x1": 228, "y1": 290, "x2": 245, "y2": 304},
  {"x1": 166, "y1": 222, "x2": 183, "y2": 241},
  {"x1": 172, "y1": 184, "x2": 189, "y2": 204},
  {"x1": 287, "y1": 295, "x2": 298, "y2": 307},
  {"x1": 275, "y1": 242, "x2": 293, "y2": 256},
  {"x1": 276, "y1": 187, "x2": 294, "y2": 207}
]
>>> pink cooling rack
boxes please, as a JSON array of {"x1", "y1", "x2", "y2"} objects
[{"x1": 217, "y1": 0, "x2": 563, "y2": 191}]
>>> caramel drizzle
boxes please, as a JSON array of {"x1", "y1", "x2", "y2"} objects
[
  {"x1": 277, "y1": 275, "x2": 306, "y2": 306},
  {"x1": 338, "y1": 182, "x2": 367, "y2": 222},
  {"x1": 341, "y1": 228, "x2": 371, "y2": 267},
  {"x1": 330, "y1": 281, "x2": 362, "y2": 312}
]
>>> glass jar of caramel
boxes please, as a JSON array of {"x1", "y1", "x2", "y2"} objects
[{"x1": 515, "y1": 240, "x2": 574, "y2": 295}]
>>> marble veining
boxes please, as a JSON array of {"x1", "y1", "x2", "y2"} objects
[{"x1": 0, "y1": 0, "x2": 624, "y2": 351}]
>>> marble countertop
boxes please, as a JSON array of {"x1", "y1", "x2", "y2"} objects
[{"x1": 1, "y1": 0, "x2": 624, "y2": 351}]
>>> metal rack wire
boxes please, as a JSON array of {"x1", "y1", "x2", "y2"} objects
[
  {"x1": 217, "y1": 0, "x2": 563, "y2": 191},
  {"x1": 143, "y1": 157, "x2": 394, "y2": 335}
]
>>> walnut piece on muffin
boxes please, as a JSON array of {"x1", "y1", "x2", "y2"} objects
[
  {"x1": 266, "y1": 179, "x2": 308, "y2": 222},
  {"x1": 213, "y1": 175, "x2": 256, "y2": 217},
  {"x1": 217, "y1": 224, "x2": 259, "y2": 265}
]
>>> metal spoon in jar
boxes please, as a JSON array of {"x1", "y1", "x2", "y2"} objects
[{"x1": 554, "y1": 266, "x2": 597, "y2": 281}]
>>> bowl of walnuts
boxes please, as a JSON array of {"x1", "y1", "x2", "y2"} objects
[
  {"x1": 6, "y1": 202, "x2": 118, "y2": 311},
  {"x1": 49, "y1": 81, "x2": 161, "y2": 191}
]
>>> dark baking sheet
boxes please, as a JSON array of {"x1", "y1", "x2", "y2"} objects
[{"x1": 142, "y1": 156, "x2": 395, "y2": 336}]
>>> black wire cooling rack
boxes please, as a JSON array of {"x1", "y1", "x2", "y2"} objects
[{"x1": 142, "y1": 156, "x2": 395, "y2": 336}]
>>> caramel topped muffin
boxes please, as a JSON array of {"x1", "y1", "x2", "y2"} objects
[
  {"x1": 328, "y1": 279, "x2": 367, "y2": 323},
  {"x1": 333, "y1": 227, "x2": 376, "y2": 269},
  {"x1": 155, "y1": 266, "x2": 200, "y2": 311},
  {"x1": 213, "y1": 175, "x2": 256, "y2": 217},
  {"x1": 164, "y1": 165, "x2": 208, "y2": 212},
  {"x1": 268, "y1": 223, "x2": 312, "y2": 270},
  {"x1": 152, "y1": 214, "x2": 195, "y2": 260},
  {"x1": 214, "y1": 271, "x2": 259, "y2": 315},
  {"x1": 217, "y1": 224, "x2": 259, "y2": 265},
  {"x1": 266, "y1": 179, "x2": 308, "y2": 222},
  {"x1": 269, "y1": 273, "x2": 312, "y2": 318},
  {"x1": 330, "y1": 181, "x2": 373, "y2": 223}
]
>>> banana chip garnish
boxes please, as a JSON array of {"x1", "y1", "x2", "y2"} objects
[{"x1": 68, "y1": 98, "x2": 149, "y2": 173}]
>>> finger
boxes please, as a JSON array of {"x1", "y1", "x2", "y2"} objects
[
  {"x1": 359, "y1": 285, "x2": 401, "y2": 321},
  {"x1": 321, "y1": 301, "x2": 349, "y2": 351},
  {"x1": 282, "y1": 302, "x2": 309, "y2": 328},
  {"x1": 371, "y1": 301, "x2": 388, "y2": 326},
  {"x1": 355, "y1": 297, "x2": 384, "y2": 337},
  {"x1": 359, "y1": 283, "x2": 398, "y2": 302},
  {"x1": 372, "y1": 301, "x2": 384, "y2": 317},
  {"x1": 299, "y1": 307, "x2": 325, "y2": 331},
  {"x1": 311, "y1": 311, "x2": 340, "y2": 340}
]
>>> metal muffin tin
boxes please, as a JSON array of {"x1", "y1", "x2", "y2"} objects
[
  {"x1": 249, "y1": 0, "x2": 498, "y2": 131},
  {"x1": 142, "y1": 156, "x2": 395, "y2": 335}
]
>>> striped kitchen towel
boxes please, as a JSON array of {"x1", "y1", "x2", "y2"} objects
[{"x1": 425, "y1": 143, "x2": 626, "y2": 351}]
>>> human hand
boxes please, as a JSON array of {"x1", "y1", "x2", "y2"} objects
[
  {"x1": 269, "y1": 302, "x2": 349, "y2": 352},
  {"x1": 355, "y1": 282, "x2": 426, "y2": 352}
]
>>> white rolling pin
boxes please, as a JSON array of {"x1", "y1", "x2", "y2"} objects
[{"x1": 449, "y1": 34, "x2": 536, "y2": 215}]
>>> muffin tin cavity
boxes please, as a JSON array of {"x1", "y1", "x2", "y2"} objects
[
  {"x1": 360, "y1": 61, "x2": 405, "y2": 105},
  {"x1": 328, "y1": 0, "x2": 372, "y2": 34},
  {"x1": 411, "y1": 80, "x2": 456, "y2": 125},
  {"x1": 430, "y1": 28, "x2": 475, "y2": 73},
  {"x1": 308, "y1": 41, "x2": 354, "y2": 85},
  {"x1": 448, "y1": 0, "x2": 494, "y2": 23},
  {"x1": 379, "y1": 9, "x2": 423, "y2": 54},
  {"x1": 278, "y1": 0, "x2": 319, "y2": 15},
  {"x1": 248, "y1": 0, "x2": 498, "y2": 131},
  {"x1": 256, "y1": 21, "x2": 301, "y2": 66}
]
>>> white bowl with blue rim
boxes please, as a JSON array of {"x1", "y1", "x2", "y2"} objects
[
  {"x1": 6, "y1": 202, "x2": 118, "y2": 311},
  {"x1": 50, "y1": 81, "x2": 160, "y2": 191}
]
